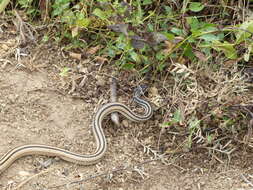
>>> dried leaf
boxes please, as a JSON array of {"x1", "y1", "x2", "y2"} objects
[
  {"x1": 107, "y1": 24, "x2": 128, "y2": 36},
  {"x1": 149, "y1": 86, "x2": 163, "y2": 107},
  {"x1": 223, "y1": 59, "x2": 238, "y2": 68},
  {"x1": 150, "y1": 32, "x2": 168, "y2": 44},
  {"x1": 194, "y1": 51, "x2": 208, "y2": 62},
  {"x1": 69, "y1": 52, "x2": 82, "y2": 60},
  {"x1": 71, "y1": 26, "x2": 79, "y2": 37},
  {"x1": 1, "y1": 44, "x2": 9, "y2": 51},
  {"x1": 86, "y1": 45, "x2": 103, "y2": 55},
  {"x1": 94, "y1": 56, "x2": 108, "y2": 64},
  {"x1": 131, "y1": 35, "x2": 146, "y2": 49},
  {"x1": 162, "y1": 40, "x2": 176, "y2": 54},
  {"x1": 172, "y1": 36, "x2": 184, "y2": 43}
]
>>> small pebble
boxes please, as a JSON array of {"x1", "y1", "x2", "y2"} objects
[
  {"x1": 96, "y1": 76, "x2": 106, "y2": 86},
  {"x1": 122, "y1": 120, "x2": 129, "y2": 127}
]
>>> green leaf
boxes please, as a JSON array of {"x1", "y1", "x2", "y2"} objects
[
  {"x1": 0, "y1": 0, "x2": 11, "y2": 13},
  {"x1": 172, "y1": 110, "x2": 182, "y2": 123},
  {"x1": 147, "y1": 23, "x2": 154, "y2": 32},
  {"x1": 161, "y1": 110, "x2": 183, "y2": 128},
  {"x1": 186, "y1": 17, "x2": 200, "y2": 31},
  {"x1": 235, "y1": 20, "x2": 253, "y2": 44},
  {"x1": 212, "y1": 41, "x2": 238, "y2": 59},
  {"x1": 129, "y1": 51, "x2": 141, "y2": 63},
  {"x1": 183, "y1": 44, "x2": 194, "y2": 60},
  {"x1": 75, "y1": 18, "x2": 91, "y2": 28},
  {"x1": 156, "y1": 51, "x2": 166, "y2": 61},
  {"x1": 198, "y1": 34, "x2": 219, "y2": 42},
  {"x1": 92, "y1": 8, "x2": 108, "y2": 20},
  {"x1": 142, "y1": 0, "x2": 152, "y2": 5},
  {"x1": 162, "y1": 32, "x2": 175, "y2": 40},
  {"x1": 171, "y1": 27, "x2": 185, "y2": 36},
  {"x1": 189, "y1": 2, "x2": 204, "y2": 12},
  {"x1": 121, "y1": 62, "x2": 135, "y2": 70},
  {"x1": 189, "y1": 118, "x2": 200, "y2": 131},
  {"x1": 164, "y1": 6, "x2": 172, "y2": 15},
  {"x1": 59, "y1": 67, "x2": 70, "y2": 77},
  {"x1": 42, "y1": 35, "x2": 49, "y2": 42},
  {"x1": 61, "y1": 10, "x2": 75, "y2": 24},
  {"x1": 52, "y1": 0, "x2": 71, "y2": 17}
]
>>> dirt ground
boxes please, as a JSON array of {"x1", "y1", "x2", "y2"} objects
[{"x1": 1, "y1": 22, "x2": 253, "y2": 190}]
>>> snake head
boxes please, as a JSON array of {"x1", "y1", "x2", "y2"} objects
[{"x1": 134, "y1": 84, "x2": 148, "y2": 97}]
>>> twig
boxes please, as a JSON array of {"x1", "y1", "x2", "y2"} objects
[
  {"x1": 0, "y1": 58, "x2": 13, "y2": 68},
  {"x1": 110, "y1": 77, "x2": 120, "y2": 126},
  {"x1": 48, "y1": 157, "x2": 164, "y2": 189},
  {"x1": 13, "y1": 10, "x2": 36, "y2": 44},
  {"x1": 13, "y1": 167, "x2": 56, "y2": 190},
  {"x1": 241, "y1": 174, "x2": 253, "y2": 187}
]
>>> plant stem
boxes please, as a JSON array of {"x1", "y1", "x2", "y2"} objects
[{"x1": 0, "y1": 0, "x2": 10, "y2": 13}]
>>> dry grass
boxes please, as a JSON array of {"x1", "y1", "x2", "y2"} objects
[{"x1": 156, "y1": 62, "x2": 252, "y2": 160}]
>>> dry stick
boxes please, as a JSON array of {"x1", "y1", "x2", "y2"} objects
[
  {"x1": 13, "y1": 167, "x2": 56, "y2": 190},
  {"x1": 13, "y1": 10, "x2": 36, "y2": 43},
  {"x1": 48, "y1": 157, "x2": 162, "y2": 189},
  {"x1": 110, "y1": 77, "x2": 120, "y2": 126},
  {"x1": 241, "y1": 174, "x2": 253, "y2": 187}
]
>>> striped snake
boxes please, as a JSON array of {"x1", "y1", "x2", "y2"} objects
[{"x1": 0, "y1": 86, "x2": 153, "y2": 174}]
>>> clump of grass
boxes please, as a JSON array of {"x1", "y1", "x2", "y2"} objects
[{"x1": 159, "y1": 62, "x2": 251, "y2": 160}]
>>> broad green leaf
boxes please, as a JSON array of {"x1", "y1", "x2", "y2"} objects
[
  {"x1": 189, "y1": 2, "x2": 204, "y2": 12},
  {"x1": 164, "y1": 6, "x2": 172, "y2": 15},
  {"x1": 236, "y1": 20, "x2": 253, "y2": 43},
  {"x1": 162, "y1": 32, "x2": 175, "y2": 40},
  {"x1": 121, "y1": 62, "x2": 135, "y2": 70},
  {"x1": 130, "y1": 51, "x2": 141, "y2": 63},
  {"x1": 187, "y1": 17, "x2": 217, "y2": 33},
  {"x1": 92, "y1": 8, "x2": 108, "y2": 20},
  {"x1": 161, "y1": 110, "x2": 183, "y2": 127},
  {"x1": 184, "y1": 44, "x2": 194, "y2": 60},
  {"x1": 147, "y1": 23, "x2": 154, "y2": 32},
  {"x1": 75, "y1": 18, "x2": 90, "y2": 28},
  {"x1": 156, "y1": 51, "x2": 166, "y2": 61},
  {"x1": 143, "y1": 0, "x2": 152, "y2": 5},
  {"x1": 186, "y1": 17, "x2": 200, "y2": 31},
  {"x1": 198, "y1": 34, "x2": 219, "y2": 41},
  {"x1": 52, "y1": 0, "x2": 70, "y2": 17},
  {"x1": 212, "y1": 41, "x2": 237, "y2": 59},
  {"x1": 171, "y1": 27, "x2": 185, "y2": 36},
  {"x1": 172, "y1": 110, "x2": 182, "y2": 123},
  {"x1": 61, "y1": 10, "x2": 75, "y2": 24}
]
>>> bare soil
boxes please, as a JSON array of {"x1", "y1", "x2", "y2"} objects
[{"x1": 1, "y1": 21, "x2": 253, "y2": 190}]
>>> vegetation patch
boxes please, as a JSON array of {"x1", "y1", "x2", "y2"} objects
[{"x1": 1, "y1": 0, "x2": 253, "y2": 164}]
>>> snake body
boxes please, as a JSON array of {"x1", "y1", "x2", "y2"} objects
[{"x1": 0, "y1": 89, "x2": 153, "y2": 174}]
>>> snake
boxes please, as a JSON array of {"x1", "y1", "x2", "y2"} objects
[{"x1": 0, "y1": 86, "x2": 153, "y2": 174}]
